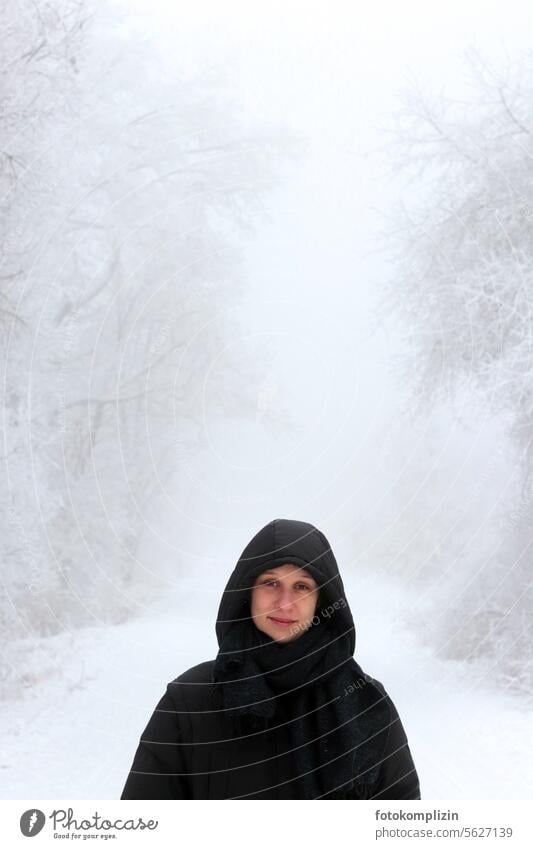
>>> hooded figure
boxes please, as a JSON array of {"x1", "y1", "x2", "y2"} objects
[{"x1": 120, "y1": 519, "x2": 421, "y2": 800}]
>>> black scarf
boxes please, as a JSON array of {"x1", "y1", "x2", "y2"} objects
[{"x1": 213, "y1": 519, "x2": 390, "y2": 799}]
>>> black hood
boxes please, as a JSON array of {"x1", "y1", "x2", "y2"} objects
[{"x1": 215, "y1": 518, "x2": 356, "y2": 655}]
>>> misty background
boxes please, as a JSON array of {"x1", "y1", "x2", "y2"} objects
[{"x1": 1, "y1": 0, "x2": 532, "y2": 798}]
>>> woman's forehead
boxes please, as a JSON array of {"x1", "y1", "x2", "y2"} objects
[{"x1": 258, "y1": 564, "x2": 316, "y2": 580}]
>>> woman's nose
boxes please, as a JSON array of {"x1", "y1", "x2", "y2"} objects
[{"x1": 277, "y1": 587, "x2": 296, "y2": 608}]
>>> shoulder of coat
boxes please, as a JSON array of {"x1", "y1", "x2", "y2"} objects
[
  {"x1": 350, "y1": 661, "x2": 387, "y2": 698},
  {"x1": 354, "y1": 671, "x2": 393, "y2": 718},
  {"x1": 170, "y1": 659, "x2": 216, "y2": 685}
]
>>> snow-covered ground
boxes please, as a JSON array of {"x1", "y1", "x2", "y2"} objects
[{"x1": 1, "y1": 574, "x2": 531, "y2": 800}]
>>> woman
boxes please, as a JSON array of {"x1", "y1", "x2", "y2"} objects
[{"x1": 120, "y1": 518, "x2": 421, "y2": 799}]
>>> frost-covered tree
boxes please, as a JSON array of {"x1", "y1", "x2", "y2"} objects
[
  {"x1": 1, "y1": 0, "x2": 88, "y2": 656},
  {"x1": 377, "y1": 48, "x2": 533, "y2": 694},
  {"x1": 379, "y1": 49, "x2": 533, "y2": 440},
  {"x1": 1, "y1": 0, "x2": 301, "y2": 693}
]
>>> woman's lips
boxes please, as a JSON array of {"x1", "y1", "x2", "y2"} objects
[{"x1": 269, "y1": 616, "x2": 297, "y2": 627}]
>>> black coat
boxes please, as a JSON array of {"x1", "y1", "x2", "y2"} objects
[{"x1": 120, "y1": 659, "x2": 421, "y2": 799}]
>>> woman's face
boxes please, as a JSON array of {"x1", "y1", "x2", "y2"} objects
[{"x1": 250, "y1": 563, "x2": 319, "y2": 643}]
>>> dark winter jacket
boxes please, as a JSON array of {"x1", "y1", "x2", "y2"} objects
[
  {"x1": 120, "y1": 659, "x2": 420, "y2": 799},
  {"x1": 121, "y1": 519, "x2": 421, "y2": 800}
]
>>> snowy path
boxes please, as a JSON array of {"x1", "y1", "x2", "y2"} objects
[
  {"x1": 1, "y1": 597, "x2": 531, "y2": 799},
  {"x1": 0, "y1": 612, "x2": 212, "y2": 799}
]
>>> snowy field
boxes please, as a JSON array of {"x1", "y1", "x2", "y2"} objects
[{"x1": 1, "y1": 574, "x2": 531, "y2": 800}]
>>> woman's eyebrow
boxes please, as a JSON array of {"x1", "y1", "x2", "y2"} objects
[{"x1": 259, "y1": 571, "x2": 317, "y2": 583}]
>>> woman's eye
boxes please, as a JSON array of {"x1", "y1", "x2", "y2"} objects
[{"x1": 259, "y1": 580, "x2": 313, "y2": 590}]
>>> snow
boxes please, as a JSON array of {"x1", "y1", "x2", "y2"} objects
[{"x1": 1, "y1": 576, "x2": 531, "y2": 800}]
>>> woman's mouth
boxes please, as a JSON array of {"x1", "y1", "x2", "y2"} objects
[{"x1": 268, "y1": 616, "x2": 297, "y2": 627}]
